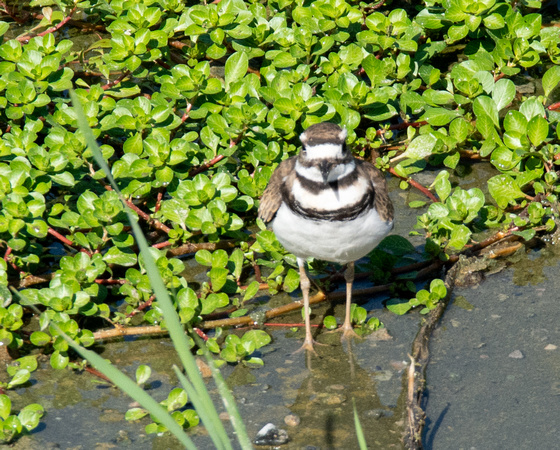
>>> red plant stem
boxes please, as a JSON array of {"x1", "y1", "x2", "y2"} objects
[
  {"x1": 126, "y1": 295, "x2": 155, "y2": 318},
  {"x1": 18, "y1": 7, "x2": 77, "y2": 43},
  {"x1": 254, "y1": 263, "x2": 263, "y2": 283},
  {"x1": 152, "y1": 241, "x2": 171, "y2": 249},
  {"x1": 189, "y1": 138, "x2": 238, "y2": 177},
  {"x1": 193, "y1": 327, "x2": 209, "y2": 341},
  {"x1": 263, "y1": 323, "x2": 320, "y2": 328},
  {"x1": 94, "y1": 279, "x2": 127, "y2": 285},
  {"x1": 388, "y1": 167, "x2": 439, "y2": 202},
  {"x1": 101, "y1": 70, "x2": 131, "y2": 91},
  {"x1": 103, "y1": 186, "x2": 172, "y2": 235},
  {"x1": 84, "y1": 366, "x2": 112, "y2": 383},
  {"x1": 3, "y1": 246, "x2": 11, "y2": 261},
  {"x1": 189, "y1": 154, "x2": 226, "y2": 177},
  {"x1": 154, "y1": 189, "x2": 164, "y2": 213},
  {"x1": 548, "y1": 102, "x2": 560, "y2": 111},
  {"x1": 181, "y1": 103, "x2": 193, "y2": 123},
  {"x1": 239, "y1": 283, "x2": 269, "y2": 290},
  {"x1": 48, "y1": 228, "x2": 92, "y2": 256},
  {"x1": 48, "y1": 227, "x2": 73, "y2": 246}
]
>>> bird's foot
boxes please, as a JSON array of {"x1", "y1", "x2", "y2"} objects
[
  {"x1": 292, "y1": 338, "x2": 327, "y2": 356},
  {"x1": 328, "y1": 324, "x2": 362, "y2": 340}
]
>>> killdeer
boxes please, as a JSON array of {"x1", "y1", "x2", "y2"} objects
[{"x1": 258, "y1": 122, "x2": 394, "y2": 353}]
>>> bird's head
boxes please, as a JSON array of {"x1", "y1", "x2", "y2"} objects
[{"x1": 298, "y1": 123, "x2": 353, "y2": 184}]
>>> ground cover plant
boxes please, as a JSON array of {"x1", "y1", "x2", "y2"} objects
[{"x1": 0, "y1": 0, "x2": 560, "y2": 445}]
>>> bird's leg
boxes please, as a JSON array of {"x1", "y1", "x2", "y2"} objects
[
  {"x1": 340, "y1": 261, "x2": 361, "y2": 340},
  {"x1": 294, "y1": 257, "x2": 319, "y2": 354}
]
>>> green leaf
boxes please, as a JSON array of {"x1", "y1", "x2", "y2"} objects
[
  {"x1": 50, "y1": 350, "x2": 69, "y2": 370},
  {"x1": 243, "y1": 281, "x2": 260, "y2": 301},
  {"x1": 0, "y1": 394, "x2": 11, "y2": 420},
  {"x1": 225, "y1": 52, "x2": 248, "y2": 89},
  {"x1": 18, "y1": 403, "x2": 44, "y2": 431},
  {"x1": 527, "y1": 115, "x2": 548, "y2": 147},
  {"x1": 487, "y1": 174, "x2": 525, "y2": 209},
  {"x1": 542, "y1": 65, "x2": 560, "y2": 98},
  {"x1": 209, "y1": 267, "x2": 228, "y2": 291},
  {"x1": 8, "y1": 369, "x2": 30, "y2": 388},
  {"x1": 195, "y1": 249, "x2": 212, "y2": 266},
  {"x1": 136, "y1": 365, "x2": 152, "y2": 385},
  {"x1": 241, "y1": 330, "x2": 271, "y2": 349},
  {"x1": 513, "y1": 229, "x2": 536, "y2": 241},
  {"x1": 386, "y1": 298, "x2": 412, "y2": 315},
  {"x1": 103, "y1": 247, "x2": 137, "y2": 266},
  {"x1": 473, "y1": 96, "x2": 499, "y2": 128},
  {"x1": 30, "y1": 331, "x2": 51, "y2": 346},
  {"x1": 402, "y1": 134, "x2": 440, "y2": 160},
  {"x1": 433, "y1": 170, "x2": 451, "y2": 202},
  {"x1": 420, "y1": 107, "x2": 459, "y2": 126},
  {"x1": 125, "y1": 407, "x2": 148, "y2": 421},
  {"x1": 376, "y1": 235, "x2": 416, "y2": 256},
  {"x1": 211, "y1": 249, "x2": 228, "y2": 268},
  {"x1": 447, "y1": 224, "x2": 471, "y2": 250},
  {"x1": 492, "y1": 79, "x2": 515, "y2": 111},
  {"x1": 323, "y1": 315, "x2": 338, "y2": 330},
  {"x1": 282, "y1": 268, "x2": 300, "y2": 292}
]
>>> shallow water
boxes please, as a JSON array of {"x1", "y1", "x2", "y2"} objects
[
  {"x1": 423, "y1": 245, "x2": 560, "y2": 449},
  {"x1": 10, "y1": 168, "x2": 560, "y2": 449}
]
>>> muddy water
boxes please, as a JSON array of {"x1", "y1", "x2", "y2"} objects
[{"x1": 9, "y1": 168, "x2": 560, "y2": 449}]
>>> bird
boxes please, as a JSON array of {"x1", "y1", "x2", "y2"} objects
[{"x1": 258, "y1": 122, "x2": 394, "y2": 353}]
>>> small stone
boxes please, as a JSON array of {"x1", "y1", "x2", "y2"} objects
[
  {"x1": 284, "y1": 414, "x2": 300, "y2": 427},
  {"x1": 328, "y1": 384, "x2": 345, "y2": 391},
  {"x1": 373, "y1": 370, "x2": 393, "y2": 382},
  {"x1": 545, "y1": 344, "x2": 557, "y2": 351},
  {"x1": 219, "y1": 412, "x2": 230, "y2": 421},
  {"x1": 389, "y1": 360, "x2": 408, "y2": 371},
  {"x1": 195, "y1": 358, "x2": 212, "y2": 378},
  {"x1": 254, "y1": 423, "x2": 289, "y2": 446},
  {"x1": 321, "y1": 393, "x2": 346, "y2": 405},
  {"x1": 509, "y1": 350, "x2": 524, "y2": 359},
  {"x1": 370, "y1": 328, "x2": 392, "y2": 341},
  {"x1": 480, "y1": 354, "x2": 489, "y2": 359},
  {"x1": 365, "y1": 409, "x2": 394, "y2": 419}
]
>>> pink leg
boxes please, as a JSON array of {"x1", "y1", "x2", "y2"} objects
[
  {"x1": 294, "y1": 258, "x2": 319, "y2": 354},
  {"x1": 340, "y1": 262, "x2": 360, "y2": 340}
]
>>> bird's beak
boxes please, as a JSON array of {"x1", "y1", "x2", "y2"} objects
[{"x1": 319, "y1": 161, "x2": 330, "y2": 184}]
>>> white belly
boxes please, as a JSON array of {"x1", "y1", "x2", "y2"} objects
[{"x1": 272, "y1": 203, "x2": 393, "y2": 264}]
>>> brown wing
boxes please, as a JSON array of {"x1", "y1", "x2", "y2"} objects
[
  {"x1": 258, "y1": 157, "x2": 296, "y2": 224},
  {"x1": 358, "y1": 160, "x2": 394, "y2": 223}
]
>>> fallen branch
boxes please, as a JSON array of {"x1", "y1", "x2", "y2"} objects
[{"x1": 404, "y1": 261, "x2": 460, "y2": 449}]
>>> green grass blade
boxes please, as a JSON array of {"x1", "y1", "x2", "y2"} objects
[
  {"x1": 17, "y1": 305, "x2": 196, "y2": 449},
  {"x1": 193, "y1": 333, "x2": 252, "y2": 449},
  {"x1": 70, "y1": 90, "x2": 236, "y2": 450},
  {"x1": 353, "y1": 398, "x2": 367, "y2": 450},
  {"x1": 173, "y1": 366, "x2": 232, "y2": 450}
]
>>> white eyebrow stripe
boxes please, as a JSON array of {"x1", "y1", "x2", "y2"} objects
[{"x1": 303, "y1": 143, "x2": 344, "y2": 159}]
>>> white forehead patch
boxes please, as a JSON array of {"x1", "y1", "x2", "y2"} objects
[{"x1": 303, "y1": 143, "x2": 344, "y2": 160}]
